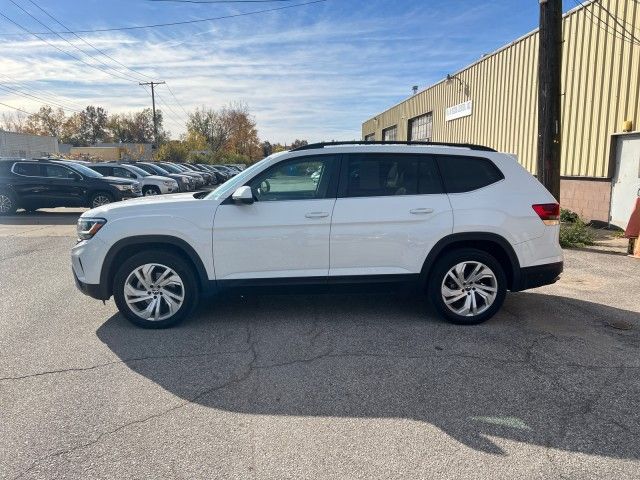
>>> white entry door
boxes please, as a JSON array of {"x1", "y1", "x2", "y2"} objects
[{"x1": 610, "y1": 133, "x2": 640, "y2": 228}]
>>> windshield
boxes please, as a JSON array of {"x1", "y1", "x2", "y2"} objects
[
  {"x1": 142, "y1": 163, "x2": 170, "y2": 175},
  {"x1": 66, "y1": 162, "x2": 103, "y2": 178},
  {"x1": 126, "y1": 165, "x2": 150, "y2": 177},
  {"x1": 206, "y1": 155, "x2": 275, "y2": 200},
  {"x1": 159, "y1": 163, "x2": 182, "y2": 173}
]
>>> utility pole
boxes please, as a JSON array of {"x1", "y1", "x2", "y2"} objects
[
  {"x1": 537, "y1": 0, "x2": 562, "y2": 200},
  {"x1": 139, "y1": 81, "x2": 165, "y2": 148}
]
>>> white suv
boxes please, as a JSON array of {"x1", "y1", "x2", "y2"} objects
[
  {"x1": 71, "y1": 142, "x2": 563, "y2": 328},
  {"x1": 88, "y1": 163, "x2": 179, "y2": 196}
]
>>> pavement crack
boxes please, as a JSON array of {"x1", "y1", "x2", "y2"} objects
[{"x1": 0, "y1": 349, "x2": 251, "y2": 382}]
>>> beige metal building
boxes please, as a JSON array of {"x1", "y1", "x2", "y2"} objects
[
  {"x1": 362, "y1": 0, "x2": 640, "y2": 225},
  {"x1": 0, "y1": 131, "x2": 59, "y2": 159}
]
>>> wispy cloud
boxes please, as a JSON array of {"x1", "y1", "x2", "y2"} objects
[{"x1": 0, "y1": 0, "x2": 540, "y2": 142}]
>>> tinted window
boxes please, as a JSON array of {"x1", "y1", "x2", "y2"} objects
[
  {"x1": 346, "y1": 154, "x2": 424, "y2": 197},
  {"x1": 436, "y1": 155, "x2": 504, "y2": 193},
  {"x1": 91, "y1": 165, "x2": 112, "y2": 176},
  {"x1": 13, "y1": 162, "x2": 41, "y2": 176},
  {"x1": 249, "y1": 155, "x2": 336, "y2": 201},
  {"x1": 113, "y1": 167, "x2": 137, "y2": 179},
  {"x1": 43, "y1": 164, "x2": 76, "y2": 179},
  {"x1": 67, "y1": 163, "x2": 102, "y2": 178}
]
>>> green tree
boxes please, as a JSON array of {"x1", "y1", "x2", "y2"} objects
[
  {"x1": 156, "y1": 140, "x2": 189, "y2": 162},
  {"x1": 187, "y1": 107, "x2": 230, "y2": 153},
  {"x1": 78, "y1": 106, "x2": 108, "y2": 145}
]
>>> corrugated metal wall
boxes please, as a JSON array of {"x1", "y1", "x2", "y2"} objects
[
  {"x1": 362, "y1": 0, "x2": 640, "y2": 178},
  {"x1": 0, "y1": 131, "x2": 59, "y2": 158}
]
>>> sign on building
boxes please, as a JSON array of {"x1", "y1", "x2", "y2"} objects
[{"x1": 445, "y1": 100, "x2": 472, "y2": 122}]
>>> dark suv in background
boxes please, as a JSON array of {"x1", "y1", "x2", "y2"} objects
[{"x1": 0, "y1": 158, "x2": 141, "y2": 215}]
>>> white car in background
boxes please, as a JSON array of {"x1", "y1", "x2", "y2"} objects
[{"x1": 88, "y1": 163, "x2": 179, "y2": 196}]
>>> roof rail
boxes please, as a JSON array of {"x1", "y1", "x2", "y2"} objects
[{"x1": 290, "y1": 140, "x2": 496, "y2": 152}]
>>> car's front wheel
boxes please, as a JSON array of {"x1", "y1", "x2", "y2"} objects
[
  {"x1": 143, "y1": 186, "x2": 161, "y2": 196},
  {"x1": 90, "y1": 192, "x2": 114, "y2": 208},
  {"x1": 113, "y1": 251, "x2": 199, "y2": 328},
  {"x1": 428, "y1": 248, "x2": 507, "y2": 325}
]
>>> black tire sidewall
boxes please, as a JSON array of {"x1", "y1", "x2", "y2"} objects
[
  {"x1": 113, "y1": 250, "x2": 199, "y2": 328},
  {"x1": 428, "y1": 248, "x2": 507, "y2": 325}
]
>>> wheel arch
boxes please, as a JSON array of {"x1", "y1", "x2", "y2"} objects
[
  {"x1": 100, "y1": 235, "x2": 210, "y2": 298},
  {"x1": 420, "y1": 232, "x2": 521, "y2": 290}
]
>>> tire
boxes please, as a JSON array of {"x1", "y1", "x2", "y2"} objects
[
  {"x1": 89, "y1": 192, "x2": 114, "y2": 209},
  {"x1": 113, "y1": 250, "x2": 199, "y2": 328},
  {"x1": 0, "y1": 191, "x2": 17, "y2": 215},
  {"x1": 428, "y1": 248, "x2": 507, "y2": 325},
  {"x1": 142, "y1": 186, "x2": 161, "y2": 196}
]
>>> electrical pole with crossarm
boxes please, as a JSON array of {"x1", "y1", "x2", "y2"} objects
[
  {"x1": 537, "y1": 0, "x2": 562, "y2": 201},
  {"x1": 139, "y1": 81, "x2": 165, "y2": 148}
]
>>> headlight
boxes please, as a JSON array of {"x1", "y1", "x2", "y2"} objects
[
  {"x1": 114, "y1": 184, "x2": 132, "y2": 191},
  {"x1": 163, "y1": 180, "x2": 173, "y2": 186},
  {"x1": 77, "y1": 218, "x2": 106, "y2": 241}
]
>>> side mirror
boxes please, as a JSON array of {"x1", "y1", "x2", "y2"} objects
[{"x1": 232, "y1": 186, "x2": 254, "y2": 205}]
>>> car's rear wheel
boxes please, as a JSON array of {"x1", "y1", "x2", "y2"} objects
[
  {"x1": 143, "y1": 186, "x2": 161, "y2": 196},
  {"x1": 113, "y1": 251, "x2": 199, "y2": 328},
  {"x1": 0, "y1": 191, "x2": 17, "y2": 215},
  {"x1": 90, "y1": 192, "x2": 113, "y2": 208},
  {"x1": 428, "y1": 248, "x2": 506, "y2": 325}
]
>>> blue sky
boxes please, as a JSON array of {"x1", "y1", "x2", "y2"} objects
[{"x1": 0, "y1": 0, "x2": 571, "y2": 142}]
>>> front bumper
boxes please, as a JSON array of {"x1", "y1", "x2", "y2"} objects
[
  {"x1": 511, "y1": 261, "x2": 563, "y2": 291},
  {"x1": 73, "y1": 270, "x2": 110, "y2": 300}
]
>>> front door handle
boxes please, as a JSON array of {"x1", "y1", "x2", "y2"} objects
[
  {"x1": 410, "y1": 208, "x2": 434, "y2": 215},
  {"x1": 305, "y1": 212, "x2": 329, "y2": 219}
]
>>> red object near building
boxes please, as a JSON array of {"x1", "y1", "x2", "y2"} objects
[{"x1": 624, "y1": 198, "x2": 640, "y2": 238}]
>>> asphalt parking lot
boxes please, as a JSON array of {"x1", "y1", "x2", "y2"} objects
[{"x1": 1, "y1": 211, "x2": 639, "y2": 479}]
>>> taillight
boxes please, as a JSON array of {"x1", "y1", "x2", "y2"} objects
[{"x1": 532, "y1": 203, "x2": 560, "y2": 225}]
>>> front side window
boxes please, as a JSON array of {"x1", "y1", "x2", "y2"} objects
[
  {"x1": 43, "y1": 164, "x2": 76, "y2": 179},
  {"x1": 408, "y1": 113, "x2": 433, "y2": 141},
  {"x1": 436, "y1": 155, "x2": 504, "y2": 193},
  {"x1": 12, "y1": 162, "x2": 40, "y2": 176},
  {"x1": 91, "y1": 165, "x2": 111, "y2": 176},
  {"x1": 249, "y1": 155, "x2": 336, "y2": 202},
  {"x1": 382, "y1": 125, "x2": 397, "y2": 141}
]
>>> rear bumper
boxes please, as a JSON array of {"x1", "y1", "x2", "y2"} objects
[{"x1": 511, "y1": 261, "x2": 563, "y2": 292}]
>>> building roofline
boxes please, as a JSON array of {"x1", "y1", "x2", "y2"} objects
[{"x1": 363, "y1": 0, "x2": 593, "y2": 125}]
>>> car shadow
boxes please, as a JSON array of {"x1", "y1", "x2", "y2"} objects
[
  {"x1": 0, "y1": 209, "x2": 85, "y2": 225},
  {"x1": 96, "y1": 291, "x2": 640, "y2": 459}
]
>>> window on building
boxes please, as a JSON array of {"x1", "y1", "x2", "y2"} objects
[
  {"x1": 364, "y1": 133, "x2": 375, "y2": 142},
  {"x1": 382, "y1": 125, "x2": 397, "y2": 142},
  {"x1": 408, "y1": 113, "x2": 433, "y2": 141},
  {"x1": 436, "y1": 155, "x2": 504, "y2": 193}
]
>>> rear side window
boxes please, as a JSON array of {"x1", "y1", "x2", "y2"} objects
[
  {"x1": 13, "y1": 162, "x2": 41, "y2": 176},
  {"x1": 43, "y1": 164, "x2": 76, "y2": 179},
  {"x1": 344, "y1": 154, "x2": 443, "y2": 197},
  {"x1": 436, "y1": 155, "x2": 504, "y2": 193}
]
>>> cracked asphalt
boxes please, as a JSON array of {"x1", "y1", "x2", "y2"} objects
[{"x1": 1, "y1": 222, "x2": 639, "y2": 479}]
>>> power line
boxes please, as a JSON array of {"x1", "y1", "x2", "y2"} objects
[
  {"x1": 164, "y1": 83, "x2": 190, "y2": 119},
  {"x1": 0, "y1": 83, "x2": 81, "y2": 113},
  {"x1": 149, "y1": 0, "x2": 297, "y2": 3},
  {"x1": 0, "y1": 0, "x2": 326, "y2": 35},
  {"x1": 26, "y1": 0, "x2": 154, "y2": 82},
  {"x1": 0, "y1": 11, "x2": 137, "y2": 83},
  {"x1": 0, "y1": 101, "x2": 32, "y2": 115},
  {"x1": 0, "y1": 72, "x2": 86, "y2": 110},
  {"x1": 573, "y1": 0, "x2": 640, "y2": 46},
  {"x1": 6, "y1": 1, "x2": 141, "y2": 83}
]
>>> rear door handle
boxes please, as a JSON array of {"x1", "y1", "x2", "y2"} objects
[
  {"x1": 410, "y1": 208, "x2": 434, "y2": 215},
  {"x1": 305, "y1": 212, "x2": 329, "y2": 219}
]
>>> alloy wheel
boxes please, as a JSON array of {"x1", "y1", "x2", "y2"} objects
[
  {"x1": 144, "y1": 189, "x2": 158, "y2": 196},
  {"x1": 124, "y1": 263, "x2": 185, "y2": 321},
  {"x1": 0, "y1": 194, "x2": 12, "y2": 214},
  {"x1": 92, "y1": 195, "x2": 111, "y2": 208},
  {"x1": 441, "y1": 261, "x2": 498, "y2": 317}
]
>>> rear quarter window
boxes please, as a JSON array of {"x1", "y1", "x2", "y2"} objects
[{"x1": 436, "y1": 155, "x2": 504, "y2": 193}]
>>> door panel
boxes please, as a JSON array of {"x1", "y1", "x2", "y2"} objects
[
  {"x1": 330, "y1": 153, "x2": 453, "y2": 277},
  {"x1": 41, "y1": 164, "x2": 86, "y2": 206},
  {"x1": 213, "y1": 155, "x2": 339, "y2": 280},
  {"x1": 610, "y1": 133, "x2": 640, "y2": 228},
  {"x1": 213, "y1": 199, "x2": 336, "y2": 279}
]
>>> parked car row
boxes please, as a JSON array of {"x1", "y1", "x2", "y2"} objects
[{"x1": 0, "y1": 157, "x2": 244, "y2": 214}]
